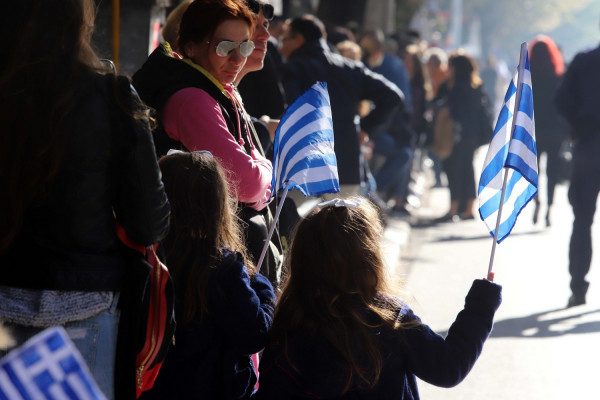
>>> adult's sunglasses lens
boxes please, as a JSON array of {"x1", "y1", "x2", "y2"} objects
[
  {"x1": 240, "y1": 41, "x2": 255, "y2": 56},
  {"x1": 215, "y1": 41, "x2": 236, "y2": 56},
  {"x1": 262, "y1": 4, "x2": 274, "y2": 20}
]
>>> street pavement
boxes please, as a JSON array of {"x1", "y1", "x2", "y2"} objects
[{"x1": 385, "y1": 150, "x2": 600, "y2": 399}]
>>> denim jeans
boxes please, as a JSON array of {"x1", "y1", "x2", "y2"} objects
[
  {"x1": 0, "y1": 293, "x2": 120, "y2": 399},
  {"x1": 373, "y1": 133, "x2": 413, "y2": 200}
]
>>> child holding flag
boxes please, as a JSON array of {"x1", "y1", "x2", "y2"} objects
[
  {"x1": 142, "y1": 151, "x2": 275, "y2": 400},
  {"x1": 254, "y1": 198, "x2": 502, "y2": 399}
]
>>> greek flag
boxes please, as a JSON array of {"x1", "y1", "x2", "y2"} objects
[
  {"x1": 0, "y1": 327, "x2": 106, "y2": 400},
  {"x1": 269, "y1": 81, "x2": 339, "y2": 200},
  {"x1": 478, "y1": 47, "x2": 537, "y2": 243}
]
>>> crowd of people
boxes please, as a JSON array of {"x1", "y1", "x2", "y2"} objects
[{"x1": 4, "y1": 0, "x2": 599, "y2": 398}]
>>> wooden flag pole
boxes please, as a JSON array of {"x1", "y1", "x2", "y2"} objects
[
  {"x1": 487, "y1": 42, "x2": 528, "y2": 282},
  {"x1": 256, "y1": 182, "x2": 291, "y2": 273}
]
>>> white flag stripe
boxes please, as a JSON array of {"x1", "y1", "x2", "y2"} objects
[
  {"x1": 521, "y1": 68, "x2": 531, "y2": 85},
  {"x1": 482, "y1": 173, "x2": 530, "y2": 228},
  {"x1": 313, "y1": 82, "x2": 329, "y2": 98},
  {"x1": 276, "y1": 117, "x2": 333, "y2": 181},
  {"x1": 276, "y1": 141, "x2": 335, "y2": 186},
  {"x1": 318, "y1": 105, "x2": 332, "y2": 119},
  {"x1": 278, "y1": 103, "x2": 315, "y2": 138},
  {"x1": 482, "y1": 130, "x2": 509, "y2": 167},
  {"x1": 508, "y1": 139, "x2": 537, "y2": 170},
  {"x1": 479, "y1": 171, "x2": 505, "y2": 203},
  {"x1": 514, "y1": 110, "x2": 534, "y2": 135},
  {"x1": 286, "y1": 165, "x2": 339, "y2": 186},
  {"x1": 49, "y1": 384, "x2": 68, "y2": 400},
  {"x1": 0, "y1": 369, "x2": 22, "y2": 398},
  {"x1": 68, "y1": 373, "x2": 95, "y2": 400}
]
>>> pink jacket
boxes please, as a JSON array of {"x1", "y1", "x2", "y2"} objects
[{"x1": 162, "y1": 85, "x2": 272, "y2": 210}]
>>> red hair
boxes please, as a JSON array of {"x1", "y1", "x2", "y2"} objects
[{"x1": 529, "y1": 35, "x2": 564, "y2": 76}]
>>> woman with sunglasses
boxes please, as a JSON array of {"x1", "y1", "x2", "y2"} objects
[{"x1": 134, "y1": 0, "x2": 282, "y2": 284}]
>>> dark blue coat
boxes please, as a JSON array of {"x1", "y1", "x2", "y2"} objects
[
  {"x1": 142, "y1": 253, "x2": 276, "y2": 400},
  {"x1": 279, "y1": 39, "x2": 404, "y2": 185},
  {"x1": 254, "y1": 280, "x2": 501, "y2": 400}
]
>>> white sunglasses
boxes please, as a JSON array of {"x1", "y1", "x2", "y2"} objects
[{"x1": 208, "y1": 40, "x2": 255, "y2": 57}]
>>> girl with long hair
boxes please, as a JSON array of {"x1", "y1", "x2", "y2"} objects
[
  {"x1": 255, "y1": 198, "x2": 502, "y2": 399},
  {"x1": 142, "y1": 151, "x2": 275, "y2": 400},
  {"x1": 0, "y1": 0, "x2": 170, "y2": 398}
]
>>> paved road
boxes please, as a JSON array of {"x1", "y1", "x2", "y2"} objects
[{"x1": 397, "y1": 171, "x2": 600, "y2": 399}]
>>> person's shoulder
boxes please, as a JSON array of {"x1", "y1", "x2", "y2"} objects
[{"x1": 570, "y1": 45, "x2": 600, "y2": 65}]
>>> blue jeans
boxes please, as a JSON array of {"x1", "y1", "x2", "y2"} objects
[
  {"x1": 0, "y1": 293, "x2": 120, "y2": 399},
  {"x1": 373, "y1": 133, "x2": 413, "y2": 200}
]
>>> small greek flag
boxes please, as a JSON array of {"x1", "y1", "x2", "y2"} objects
[
  {"x1": 0, "y1": 326, "x2": 106, "y2": 400},
  {"x1": 478, "y1": 46, "x2": 537, "y2": 243},
  {"x1": 269, "y1": 81, "x2": 339, "y2": 200}
]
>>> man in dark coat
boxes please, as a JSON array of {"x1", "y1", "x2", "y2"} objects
[
  {"x1": 277, "y1": 15, "x2": 404, "y2": 197},
  {"x1": 554, "y1": 33, "x2": 600, "y2": 308}
]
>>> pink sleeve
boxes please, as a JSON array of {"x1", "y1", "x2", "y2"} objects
[{"x1": 162, "y1": 88, "x2": 273, "y2": 209}]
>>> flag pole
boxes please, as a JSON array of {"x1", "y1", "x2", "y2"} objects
[
  {"x1": 256, "y1": 182, "x2": 291, "y2": 273},
  {"x1": 487, "y1": 42, "x2": 528, "y2": 281}
]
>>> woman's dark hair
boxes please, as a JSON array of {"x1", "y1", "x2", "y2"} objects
[
  {"x1": 178, "y1": 0, "x2": 255, "y2": 59},
  {"x1": 0, "y1": 0, "x2": 109, "y2": 252},
  {"x1": 269, "y1": 199, "x2": 408, "y2": 394},
  {"x1": 529, "y1": 35, "x2": 564, "y2": 77},
  {"x1": 159, "y1": 152, "x2": 251, "y2": 326},
  {"x1": 448, "y1": 50, "x2": 482, "y2": 88}
]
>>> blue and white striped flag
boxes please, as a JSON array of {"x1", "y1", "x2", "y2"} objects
[
  {"x1": 478, "y1": 47, "x2": 537, "y2": 243},
  {"x1": 0, "y1": 326, "x2": 106, "y2": 400},
  {"x1": 268, "y1": 81, "x2": 339, "y2": 200}
]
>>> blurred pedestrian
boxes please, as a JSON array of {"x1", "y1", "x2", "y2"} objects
[
  {"x1": 554, "y1": 23, "x2": 600, "y2": 307},
  {"x1": 529, "y1": 35, "x2": 569, "y2": 227},
  {"x1": 360, "y1": 30, "x2": 415, "y2": 215},
  {"x1": 142, "y1": 151, "x2": 275, "y2": 400},
  {"x1": 423, "y1": 46, "x2": 449, "y2": 100},
  {"x1": 422, "y1": 46, "x2": 449, "y2": 187},
  {"x1": 254, "y1": 198, "x2": 502, "y2": 399},
  {"x1": 437, "y1": 51, "x2": 493, "y2": 221},
  {"x1": 277, "y1": 15, "x2": 405, "y2": 199},
  {"x1": 0, "y1": 0, "x2": 170, "y2": 398}
]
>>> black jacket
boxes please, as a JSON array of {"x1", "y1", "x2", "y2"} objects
[
  {"x1": 279, "y1": 39, "x2": 404, "y2": 185},
  {"x1": 0, "y1": 73, "x2": 170, "y2": 291}
]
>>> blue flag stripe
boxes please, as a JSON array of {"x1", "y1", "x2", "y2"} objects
[
  {"x1": 283, "y1": 153, "x2": 338, "y2": 186},
  {"x1": 275, "y1": 122, "x2": 334, "y2": 182},
  {"x1": 276, "y1": 133, "x2": 335, "y2": 188},
  {"x1": 277, "y1": 106, "x2": 332, "y2": 152}
]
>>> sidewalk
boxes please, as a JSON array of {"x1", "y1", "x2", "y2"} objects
[{"x1": 381, "y1": 160, "x2": 449, "y2": 277}]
